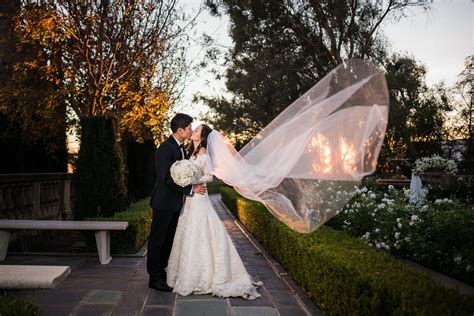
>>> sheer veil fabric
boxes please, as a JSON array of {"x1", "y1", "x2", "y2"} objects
[{"x1": 207, "y1": 59, "x2": 389, "y2": 233}]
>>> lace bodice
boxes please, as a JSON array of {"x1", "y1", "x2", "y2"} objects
[{"x1": 190, "y1": 154, "x2": 214, "y2": 184}]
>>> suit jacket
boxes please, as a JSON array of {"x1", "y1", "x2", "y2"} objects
[{"x1": 150, "y1": 136, "x2": 192, "y2": 212}]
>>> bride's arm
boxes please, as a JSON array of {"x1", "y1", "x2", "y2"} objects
[{"x1": 198, "y1": 154, "x2": 214, "y2": 183}]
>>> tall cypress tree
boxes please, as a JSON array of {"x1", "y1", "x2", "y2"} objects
[{"x1": 73, "y1": 117, "x2": 127, "y2": 219}]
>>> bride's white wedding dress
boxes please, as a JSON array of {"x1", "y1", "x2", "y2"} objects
[{"x1": 166, "y1": 153, "x2": 262, "y2": 299}]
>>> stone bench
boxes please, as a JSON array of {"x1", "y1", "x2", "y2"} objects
[
  {"x1": 0, "y1": 265, "x2": 71, "y2": 289},
  {"x1": 0, "y1": 220, "x2": 129, "y2": 265}
]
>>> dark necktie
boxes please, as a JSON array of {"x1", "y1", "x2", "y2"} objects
[{"x1": 179, "y1": 144, "x2": 185, "y2": 159}]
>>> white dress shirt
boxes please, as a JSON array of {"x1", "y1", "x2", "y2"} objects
[{"x1": 171, "y1": 136, "x2": 193, "y2": 195}]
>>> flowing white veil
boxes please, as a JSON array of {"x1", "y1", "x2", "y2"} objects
[{"x1": 207, "y1": 59, "x2": 389, "y2": 233}]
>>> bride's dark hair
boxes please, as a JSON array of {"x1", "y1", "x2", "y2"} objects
[{"x1": 189, "y1": 124, "x2": 213, "y2": 157}]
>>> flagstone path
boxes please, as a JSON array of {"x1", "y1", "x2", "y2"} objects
[{"x1": 3, "y1": 194, "x2": 321, "y2": 316}]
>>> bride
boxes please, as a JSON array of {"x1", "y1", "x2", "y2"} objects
[{"x1": 166, "y1": 123, "x2": 262, "y2": 300}]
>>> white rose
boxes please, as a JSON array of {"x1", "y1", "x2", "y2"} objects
[{"x1": 454, "y1": 255, "x2": 462, "y2": 264}]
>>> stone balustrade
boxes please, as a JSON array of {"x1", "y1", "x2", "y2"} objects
[{"x1": 0, "y1": 173, "x2": 73, "y2": 220}]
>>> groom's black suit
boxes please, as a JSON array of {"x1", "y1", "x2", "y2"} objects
[{"x1": 147, "y1": 136, "x2": 192, "y2": 282}]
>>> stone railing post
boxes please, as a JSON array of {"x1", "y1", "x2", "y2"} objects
[
  {"x1": 32, "y1": 181, "x2": 41, "y2": 216},
  {"x1": 58, "y1": 178, "x2": 72, "y2": 219}
]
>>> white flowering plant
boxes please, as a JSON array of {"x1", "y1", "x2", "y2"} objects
[
  {"x1": 170, "y1": 159, "x2": 198, "y2": 187},
  {"x1": 426, "y1": 176, "x2": 474, "y2": 205},
  {"x1": 327, "y1": 184, "x2": 474, "y2": 285},
  {"x1": 301, "y1": 179, "x2": 355, "y2": 225},
  {"x1": 412, "y1": 155, "x2": 458, "y2": 175}
]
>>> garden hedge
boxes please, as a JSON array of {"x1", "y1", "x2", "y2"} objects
[
  {"x1": 87, "y1": 197, "x2": 152, "y2": 254},
  {"x1": 0, "y1": 292, "x2": 40, "y2": 316},
  {"x1": 207, "y1": 181, "x2": 226, "y2": 194},
  {"x1": 220, "y1": 187, "x2": 474, "y2": 315}
]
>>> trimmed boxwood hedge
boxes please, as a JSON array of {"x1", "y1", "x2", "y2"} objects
[
  {"x1": 220, "y1": 187, "x2": 474, "y2": 315},
  {"x1": 0, "y1": 292, "x2": 40, "y2": 316},
  {"x1": 86, "y1": 197, "x2": 152, "y2": 254},
  {"x1": 207, "y1": 181, "x2": 226, "y2": 194}
]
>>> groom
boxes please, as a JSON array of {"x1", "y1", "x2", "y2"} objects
[{"x1": 148, "y1": 113, "x2": 206, "y2": 292}]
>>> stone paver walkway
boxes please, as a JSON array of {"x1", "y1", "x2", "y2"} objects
[{"x1": 4, "y1": 194, "x2": 321, "y2": 316}]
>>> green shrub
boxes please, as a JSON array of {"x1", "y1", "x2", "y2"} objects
[
  {"x1": 426, "y1": 176, "x2": 474, "y2": 205},
  {"x1": 0, "y1": 292, "x2": 40, "y2": 316},
  {"x1": 73, "y1": 116, "x2": 128, "y2": 219},
  {"x1": 327, "y1": 186, "x2": 474, "y2": 286},
  {"x1": 220, "y1": 187, "x2": 474, "y2": 315},
  {"x1": 207, "y1": 181, "x2": 228, "y2": 195},
  {"x1": 87, "y1": 197, "x2": 152, "y2": 253}
]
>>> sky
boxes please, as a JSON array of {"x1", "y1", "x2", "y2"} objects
[
  {"x1": 174, "y1": 0, "x2": 473, "y2": 117},
  {"x1": 173, "y1": 1, "x2": 232, "y2": 118},
  {"x1": 382, "y1": 0, "x2": 472, "y2": 85}
]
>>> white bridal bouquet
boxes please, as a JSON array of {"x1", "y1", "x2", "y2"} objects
[{"x1": 170, "y1": 160, "x2": 198, "y2": 187}]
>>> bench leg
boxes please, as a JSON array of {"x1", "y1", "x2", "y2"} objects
[
  {"x1": 95, "y1": 231, "x2": 111, "y2": 265},
  {"x1": 0, "y1": 231, "x2": 10, "y2": 261}
]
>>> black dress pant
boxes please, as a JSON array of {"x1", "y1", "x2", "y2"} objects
[{"x1": 147, "y1": 209, "x2": 180, "y2": 281}]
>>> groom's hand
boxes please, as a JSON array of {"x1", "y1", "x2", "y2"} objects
[{"x1": 192, "y1": 184, "x2": 206, "y2": 195}]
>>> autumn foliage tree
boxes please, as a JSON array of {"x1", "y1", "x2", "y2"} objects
[
  {"x1": 7, "y1": 0, "x2": 188, "y2": 142},
  {"x1": 1, "y1": 0, "x2": 191, "y2": 217},
  {"x1": 0, "y1": 1, "x2": 67, "y2": 156}
]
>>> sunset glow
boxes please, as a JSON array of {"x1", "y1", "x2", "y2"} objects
[
  {"x1": 340, "y1": 136, "x2": 357, "y2": 173},
  {"x1": 310, "y1": 134, "x2": 358, "y2": 175},
  {"x1": 310, "y1": 134, "x2": 333, "y2": 174}
]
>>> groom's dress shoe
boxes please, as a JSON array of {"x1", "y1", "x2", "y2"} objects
[{"x1": 149, "y1": 279, "x2": 173, "y2": 292}]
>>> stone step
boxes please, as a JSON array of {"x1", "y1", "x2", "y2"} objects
[{"x1": 0, "y1": 265, "x2": 71, "y2": 289}]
